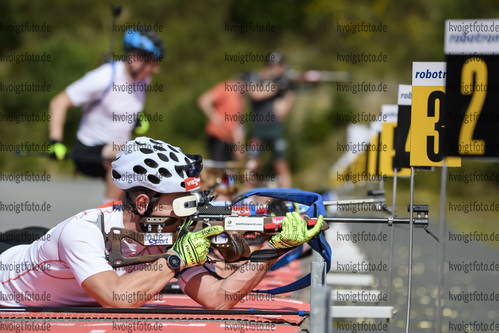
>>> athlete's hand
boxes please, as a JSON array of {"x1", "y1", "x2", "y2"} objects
[
  {"x1": 48, "y1": 140, "x2": 68, "y2": 161},
  {"x1": 275, "y1": 77, "x2": 291, "y2": 91},
  {"x1": 133, "y1": 114, "x2": 150, "y2": 135},
  {"x1": 170, "y1": 219, "x2": 224, "y2": 268},
  {"x1": 269, "y1": 212, "x2": 323, "y2": 249}
]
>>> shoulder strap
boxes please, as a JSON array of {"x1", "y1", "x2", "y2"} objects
[
  {"x1": 231, "y1": 188, "x2": 332, "y2": 295},
  {"x1": 83, "y1": 211, "x2": 108, "y2": 244},
  {"x1": 85, "y1": 61, "x2": 117, "y2": 111},
  {"x1": 268, "y1": 245, "x2": 303, "y2": 271}
]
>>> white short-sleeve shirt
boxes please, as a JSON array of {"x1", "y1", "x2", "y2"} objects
[
  {"x1": 65, "y1": 61, "x2": 149, "y2": 146},
  {"x1": 0, "y1": 204, "x2": 166, "y2": 306}
]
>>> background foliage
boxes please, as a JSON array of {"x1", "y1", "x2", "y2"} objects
[{"x1": 1, "y1": 0, "x2": 499, "y2": 192}]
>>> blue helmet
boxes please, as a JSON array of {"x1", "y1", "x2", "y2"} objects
[{"x1": 122, "y1": 29, "x2": 165, "y2": 60}]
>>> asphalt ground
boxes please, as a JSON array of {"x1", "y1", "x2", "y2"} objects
[{"x1": 0, "y1": 176, "x2": 106, "y2": 230}]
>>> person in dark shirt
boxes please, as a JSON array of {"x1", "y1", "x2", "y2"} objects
[{"x1": 242, "y1": 52, "x2": 296, "y2": 188}]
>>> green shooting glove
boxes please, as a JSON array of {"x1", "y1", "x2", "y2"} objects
[
  {"x1": 171, "y1": 219, "x2": 224, "y2": 268},
  {"x1": 48, "y1": 140, "x2": 68, "y2": 161},
  {"x1": 133, "y1": 113, "x2": 150, "y2": 135},
  {"x1": 269, "y1": 212, "x2": 324, "y2": 249}
]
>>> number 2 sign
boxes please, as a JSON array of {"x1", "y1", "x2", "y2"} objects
[{"x1": 444, "y1": 19, "x2": 499, "y2": 158}]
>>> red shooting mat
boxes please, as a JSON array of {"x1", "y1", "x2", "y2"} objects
[
  {"x1": 253, "y1": 259, "x2": 303, "y2": 296},
  {"x1": 0, "y1": 321, "x2": 302, "y2": 333},
  {"x1": 0, "y1": 295, "x2": 308, "y2": 333},
  {"x1": 0, "y1": 239, "x2": 308, "y2": 333}
]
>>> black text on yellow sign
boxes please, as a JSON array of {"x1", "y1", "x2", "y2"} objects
[
  {"x1": 393, "y1": 84, "x2": 412, "y2": 171},
  {"x1": 378, "y1": 103, "x2": 411, "y2": 177},
  {"x1": 367, "y1": 134, "x2": 380, "y2": 177},
  {"x1": 380, "y1": 122, "x2": 411, "y2": 177},
  {"x1": 410, "y1": 62, "x2": 461, "y2": 167}
]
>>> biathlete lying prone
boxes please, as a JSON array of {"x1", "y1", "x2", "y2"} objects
[{"x1": 0, "y1": 136, "x2": 323, "y2": 308}]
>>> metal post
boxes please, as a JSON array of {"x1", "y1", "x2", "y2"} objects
[
  {"x1": 310, "y1": 285, "x2": 332, "y2": 333},
  {"x1": 311, "y1": 254, "x2": 326, "y2": 286},
  {"x1": 387, "y1": 168, "x2": 397, "y2": 303},
  {"x1": 376, "y1": 178, "x2": 384, "y2": 275},
  {"x1": 311, "y1": 260, "x2": 331, "y2": 333},
  {"x1": 386, "y1": 168, "x2": 398, "y2": 333},
  {"x1": 405, "y1": 166, "x2": 415, "y2": 333},
  {"x1": 435, "y1": 160, "x2": 447, "y2": 333}
]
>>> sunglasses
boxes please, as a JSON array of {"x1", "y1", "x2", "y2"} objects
[{"x1": 175, "y1": 154, "x2": 203, "y2": 178}]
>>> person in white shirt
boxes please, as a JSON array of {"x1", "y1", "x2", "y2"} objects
[
  {"x1": 48, "y1": 28, "x2": 165, "y2": 203},
  {"x1": 0, "y1": 137, "x2": 323, "y2": 308}
]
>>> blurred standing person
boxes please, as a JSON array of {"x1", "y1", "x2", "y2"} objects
[
  {"x1": 198, "y1": 79, "x2": 246, "y2": 162},
  {"x1": 48, "y1": 28, "x2": 165, "y2": 203},
  {"x1": 242, "y1": 52, "x2": 296, "y2": 188}
]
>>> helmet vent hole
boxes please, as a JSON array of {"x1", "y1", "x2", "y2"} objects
[
  {"x1": 180, "y1": 181, "x2": 185, "y2": 188},
  {"x1": 175, "y1": 166, "x2": 185, "y2": 178},
  {"x1": 150, "y1": 139, "x2": 162, "y2": 145},
  {"x1": 112, "y1": 170, "x2": 122, "y2": 179},
  {"x1": 170, "y1": 152, "x2": 179, "y2": 162},
  {"x1": 140, "y1": 147, "x2": 154, "y2": 154},
  {"x1": 157, "y1": 153, "x2": 169, "y2": 162},
  {"x1": 135, "y1": 141, "x2": 147, "y2": 146},
  {"x1": 144, "y1": 159, "x2": 158, "y2": 168},
  {"x1": 176, "y1": 167, "x2": 184, "y2": 178},
  {"x1": 148, "y1": 175, "x2": 160, "y2": 184},
  {"x1": 154, "y1": 145, "x2": 166, "y2": 151},
  {"x1": 168, "y1": 145, "x2": 179, "y2": 153},
  {"x1": 159, "y1": 168, "x2": 172, "y2": 178},
  {"x1": 133, "y1": 165, "x2": 147, "y2": 174}
]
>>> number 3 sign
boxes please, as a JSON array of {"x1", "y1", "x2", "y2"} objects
[{"x1": 410, "y1": 62, "x2": 461, "y2": 167}]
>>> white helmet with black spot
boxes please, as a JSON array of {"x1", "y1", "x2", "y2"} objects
[{"x1": 111, "y1": 136, "x2": 202, "y2": 193}]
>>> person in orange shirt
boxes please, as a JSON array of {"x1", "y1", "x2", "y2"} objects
[{"x1": 198, "y1": 80, "x2": 246, "y2": 162}]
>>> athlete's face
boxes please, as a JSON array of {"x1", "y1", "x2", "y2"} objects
[
  {"x1": 269, "y1": 63, "x2": 284, "y2": 77},
  {"x1": 148, "y1": 192, "x2": 189, "y2": 218},
  {"x1": 261, "y1": 62, "x2": 284, "y2": 81},
  {"x1": 127, "y1": 53, "x2": 161, "y2": 80},
  {"x1": 135, "y1": 60, "x2": 160, "y2": 80}
]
